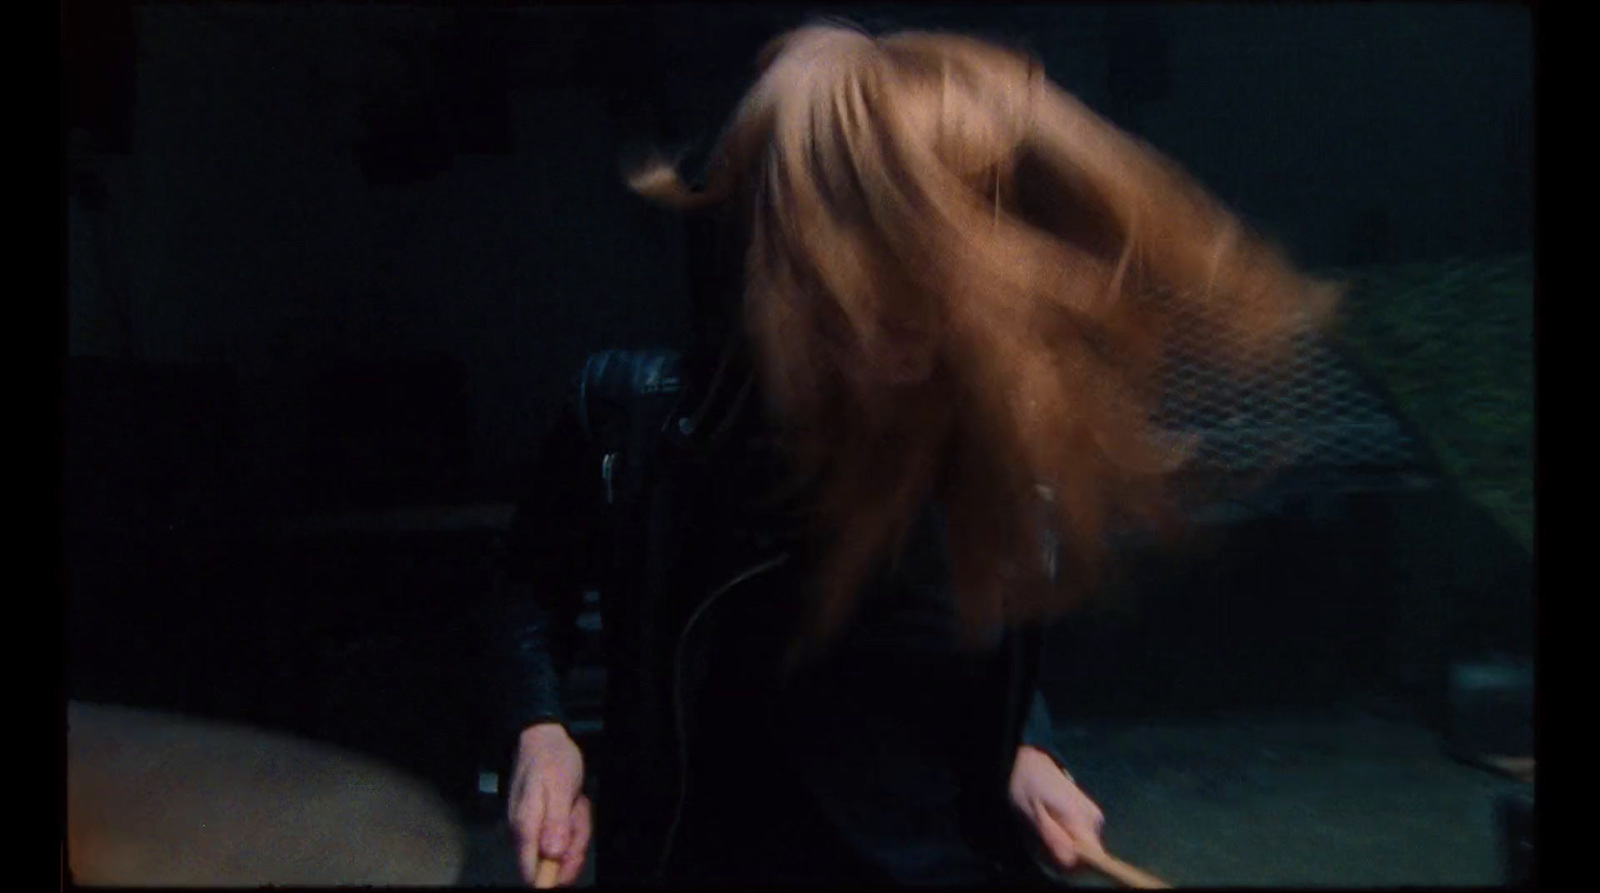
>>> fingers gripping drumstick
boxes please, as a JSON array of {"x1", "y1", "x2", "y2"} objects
[{"x1": 1040, "y1": 803, "x2": 1170, "y2": 888}]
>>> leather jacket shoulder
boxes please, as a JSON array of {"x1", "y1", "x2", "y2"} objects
[{"x1": 575, "y1": 349, "x2": 686, "y2": 444}]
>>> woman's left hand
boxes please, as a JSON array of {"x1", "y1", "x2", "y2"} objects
[{"x1": 1009, "y1": 745, "x2": 1106, "y2": 870}]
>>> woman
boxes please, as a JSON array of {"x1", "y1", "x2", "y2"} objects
[{"x1": 496, "y1": 21, "x2": 1336, "y2": 889}]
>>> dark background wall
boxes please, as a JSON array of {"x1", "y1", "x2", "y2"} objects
[
  {"x1": 66, "y1": 3, "x2": 1533, "y2": 509},
  {"x1": 65, "y1": 5, "x2": 1534, "y2": 796}
]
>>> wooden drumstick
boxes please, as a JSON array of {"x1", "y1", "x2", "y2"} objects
[
  {"x1": 1078, "y1": 847, "x2": 1173, "y2": 889},
  {"x1": 533, "y1": 857, "x2": 561, "y2": 889}
]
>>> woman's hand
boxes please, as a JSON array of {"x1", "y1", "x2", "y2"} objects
[
  {"x1": 1009, "y1": 745, "x2": 1106, "y2": 870},
  {"x1": 508, "y1": 724, "x2": 591, "y2": 887}
]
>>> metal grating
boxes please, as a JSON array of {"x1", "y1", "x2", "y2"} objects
[{"x1": 1154, "y1": 330, "x2": 1427, "y2": 475}]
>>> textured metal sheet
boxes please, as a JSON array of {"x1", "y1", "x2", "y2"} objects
[{"x1": 1155, "y1": 320, "x2": 1428, "y2": 477}]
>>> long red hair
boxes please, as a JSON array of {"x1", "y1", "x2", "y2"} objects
[{"x1": 630, "y1": 23, "x2": 1338, "y2": 644}]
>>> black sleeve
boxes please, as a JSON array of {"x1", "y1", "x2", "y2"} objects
[{"x1": 489, "y1": 381, "x2": 605, "y2": 744}]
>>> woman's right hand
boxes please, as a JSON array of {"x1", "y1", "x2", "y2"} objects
[{"x1": 508, "y1": 723, "x2": 591, "y2": 888}]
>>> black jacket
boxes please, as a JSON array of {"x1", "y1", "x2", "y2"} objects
[{"x1": 491, "y1": 348, "x2": 1069, "y2": 885}]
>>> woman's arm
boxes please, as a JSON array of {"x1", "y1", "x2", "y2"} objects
[{"x1": 491, "y1": 381, "x2": 606, "y2": 743}]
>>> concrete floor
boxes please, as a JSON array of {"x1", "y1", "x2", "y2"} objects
[
  {"x1": 455, "y1": 711, "x2": 1526, "y2": 888},
  {"x1": 1044, "y1": 713, "x2": 1522, "y2": 888}
]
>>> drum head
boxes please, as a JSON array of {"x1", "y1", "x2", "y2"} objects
[{"x1": 67, "y1": 701, "x2": 465, "y2": 886}]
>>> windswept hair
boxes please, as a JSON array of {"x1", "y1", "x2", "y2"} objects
[{"x1": 630, "y1": 23, "x2": 1339, "y2": 645}]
